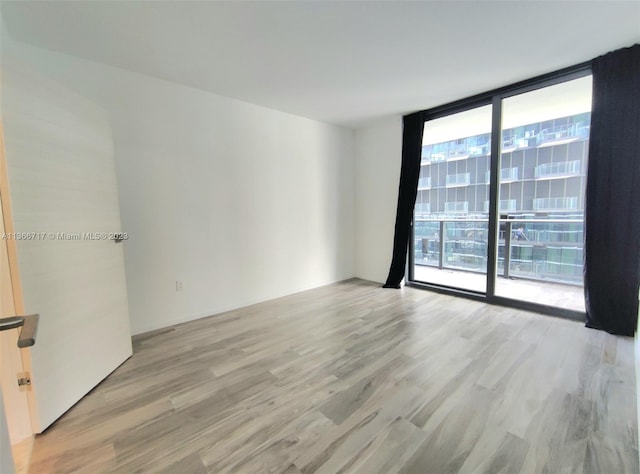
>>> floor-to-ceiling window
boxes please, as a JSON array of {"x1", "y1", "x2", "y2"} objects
[
  {"x1": 409, "y1": 70, "x2": 591, "y2": 317},
  {"x1": 413, "y1": 105, "x2": 492, "y2": 293}
]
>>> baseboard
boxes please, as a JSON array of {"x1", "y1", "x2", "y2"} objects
[{"x1": 130, "y1": 275, "x2": 359, "y2": 336}]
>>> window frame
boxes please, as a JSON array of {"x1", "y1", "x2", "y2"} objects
[{"x1": 407, "y1": 61, "x2": 592, "y2": 321}]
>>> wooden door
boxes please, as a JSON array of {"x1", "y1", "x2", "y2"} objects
[{"x1": 2, "y1": 50, "x2": 132, "y2": 432}]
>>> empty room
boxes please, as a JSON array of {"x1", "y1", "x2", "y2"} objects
[{"x1": 0, "y1": 1, "x2": 639, "y2": 473}]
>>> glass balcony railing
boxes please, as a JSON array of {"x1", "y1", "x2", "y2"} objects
[
  {"x1": 533, "y1": 197, "x2": 578, "y2": 211},
  {"x1": 483, "y1": 199, "x2": 517, "y2": 212},
  {"x1": 537, "y1": 123, "x2": 590, "y2": 146},
  {"x1": 421, "y1": 152, "x2": 446, "y2": 165},
  {"x1": 469, "y1": 144, "x2": 490, "y2": 156},
  {"x1": 535, "y1": 160, "x2": 581, "y2": 179},
  {"x1": 444, "y1": 201, "x2": 469, "y2": 213},
  {"x1": 417, "y1": 177, "x2": 431, "y2": 189},
  {"x1": 422, "y1": 135, "x2": 491, "y2": 164},
  {"x1": 414, "y1": 218, "x2": 584, "y2": 285},
  {"x1": 414, "y1": 219, "x2": 488, "y2": 273},
  {"x1": 414, "y1": 202, "x2": 431, "y2": 215},
  {"x1": 421, "y1": 117, "x2": 589, "y2": 161},
  {"x1": 501, "y1": 167, "x2": 519, "y2": 182},
  {"x1": 485, "y1": 167, "x2": 519, "y2": 184},
  {"x1": 497, "y1": 219, "x2": 583, "y2": 284},
  {"x1": 445, "y1": 173, "x2": 471, "y2": 187}
]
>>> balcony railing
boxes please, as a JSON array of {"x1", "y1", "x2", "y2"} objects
[
  {"x1": 533, "y1": 197, "x2": 578, "y2": 211},
  {"x1": 421, "y1": 152, "x2": 446, "y2": 165},
  {"x1": 483, "y1": 199, "x2": 517, "y2": 212},
  {"x1": 445, "y1": 173, "x2": 471, "y2": 187},
  {"x1": 413, "y1": 218, "x2": 584, "y2": 285},
  {"x1": 485, "y1": 167, "x2": 519, "y2": 184},
  {"x1": 444, "y1": 201, "x2": 469, "y2": 213},
  {"x1": 537, "y1": 123, "x2": 590, "y2": 146},
  {"x1": 414, "y1": 202, "x2": 431, "y2": 215},
  {"x1": 535, "y1": 160, "x2": 581, "y2": 179},
  {"x1": 417, "y1": 177, "x2": 431, "y2": 189},
  {"x1": 422, "y1": 136, "x2": 490, "y2": 164},
  {"x1": 421, "y1": 119, "x2": 589, "y2": 162}
]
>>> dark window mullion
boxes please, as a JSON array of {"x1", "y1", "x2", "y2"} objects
[{"x1": 486, "y1": 96, "x2": 502, "y2": 298}]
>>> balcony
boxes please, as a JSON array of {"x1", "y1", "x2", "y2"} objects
[
  {"x1": 421, "y1": 137, "x2": 490, "y2": 164},
  {"x1": 469, "y1": 144, "x2": 490, "y2": 156},
  {"x1": 417, "y1": 177, "x2": 431, "y2": 190},
  {"x1": 412, "y1": 266, "x2": 584, "y2": 311},
  {"x1": 421, "y1": 152, "x2": 446, "y2": 165},
  {"x1": 483, "y1": 199, "x2": 517, "y2": 212},
  {"x1": 537, "y1": 123, "x2": 590, "y2": 147},
  {"x1": 535, "y1": 160, "x2": 581, "y2": 179},
  {"x1": 421, "y1": 120, "x2": 589, "y2": 165},
  {"x1": 414, "y1": 202, "x2": 431, "y2": 216},
  {"x1": 445, "y1": 173, "x2": 471, "y2": 188},
  {"x1": 413, "y1": 218, "x2": 584, "y2": 288},
  {"x1": 533, "y1": 197, "x2": 578, "y2": 211},
  {"x1": 485, "y1": 167, "x2": 519, "y2": 184},
  {"x1": 444, "y1": 201, "x2": 469, "y2": 213}
]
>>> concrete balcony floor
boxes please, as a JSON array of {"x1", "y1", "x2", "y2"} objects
[{"x1": 413, "y1": 265, "x2": 585, "y2": 312}]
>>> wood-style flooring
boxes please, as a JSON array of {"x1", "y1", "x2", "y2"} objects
[{"x1": 28, "y1": 279, "x2": 638, "y2": 473}]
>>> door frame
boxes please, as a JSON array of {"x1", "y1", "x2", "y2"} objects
[{"x1": 0, "y1": 120, "x2": 38, "y2": 472}]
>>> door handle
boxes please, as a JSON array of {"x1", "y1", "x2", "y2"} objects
[{"x1": 0, "y1": 314, "x2": 39, "y2": 347}]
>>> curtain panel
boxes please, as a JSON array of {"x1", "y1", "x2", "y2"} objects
[
  {"x1": 584, "y1": 44, "x2": 640, "y2": 336},
  {"x1": 383, "y1": 112, "x2": 424, "y2": 288}
]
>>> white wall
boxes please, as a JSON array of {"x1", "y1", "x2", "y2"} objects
[
  {"x1": 8, "y1": 42, "x2": 355, "y2": 335},
  {"x1": 353, "y1": 116, "x2": 402, "y2": 283}
]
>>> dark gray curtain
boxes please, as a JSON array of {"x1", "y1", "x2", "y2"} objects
[
  {"x1": 584, "y1": 44, "x2": 640, "y2": 336},
  {"x1": 383, "y1": 112, "x2": 424, "y2": 288}
]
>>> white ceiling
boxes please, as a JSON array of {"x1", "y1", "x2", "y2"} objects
[{"x1": 2, "y1": 1, "x2": 639, "y2": 127}]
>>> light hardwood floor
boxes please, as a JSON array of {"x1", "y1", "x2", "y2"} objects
[{"x1": 28, "y1": 279, "x2": 637, "y2": 473}]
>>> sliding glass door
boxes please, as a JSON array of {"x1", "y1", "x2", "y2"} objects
[
  {"x1": 412, "y1": 105, "x2": 492, "y2": 293},
  {"x1": 494, "y1": 76, "x2": 591, "y2": 312},
  {"x1": 409, "y1": 71, "x2": 592, "y2": 316}
]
